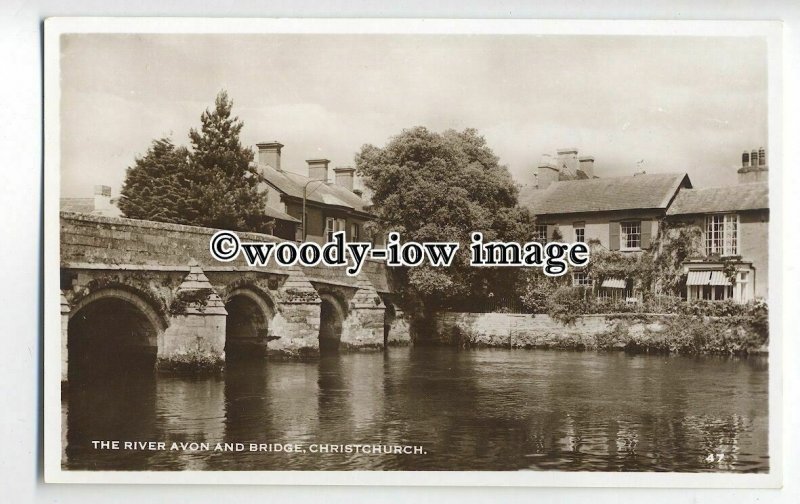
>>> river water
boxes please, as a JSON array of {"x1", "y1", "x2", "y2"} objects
[{"x1": 62, "y1": 347, "x2": 769, "y2": 472}]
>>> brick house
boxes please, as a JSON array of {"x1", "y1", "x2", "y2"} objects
[
  {"x1": 521, "y1": 171, "x2": 692, "y2": 298},
  {"x1": 253, "y1": 142, "x2": 376, "y2": 244},
  {"x1": 665, "y1": 149, "x2": 768, "y2": 302}
]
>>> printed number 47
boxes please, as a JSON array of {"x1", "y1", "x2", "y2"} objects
[{"x1": 705, "y1": 453, "x2": 725, "y2": 462}]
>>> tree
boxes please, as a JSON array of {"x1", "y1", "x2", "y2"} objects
[
  {"x1": 356, "y1": 126, "x2": 534, "y2": 311},
  {"x1": 119, "y1": 91, "x2": 268, "y2": 232},
  {"x1": 118, "y1": 138, "x2": 191, "y2": 223}
]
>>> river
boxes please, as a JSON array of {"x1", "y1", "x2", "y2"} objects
[{"x1": 62, "y1": 347, "x2": 769, "y2": 472}]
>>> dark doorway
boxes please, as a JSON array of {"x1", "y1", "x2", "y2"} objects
[
  {"x1": 225, "y1": 294, "x2": 270, "y2": 359},
  {"x1": 319, "y1": 298, "x2": 343, "y2": 354},
  {"x1": 383, "y1": 302, "x2": 396, "y2": 347}
]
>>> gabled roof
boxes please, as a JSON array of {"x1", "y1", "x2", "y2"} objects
[
  {"x1": 521, "y1": 172, "x2": 691, "y2": 216},
  {"x1": 666, "y1": 182, "x2": 768, "y2": 216},
  {"x1": 259, "y1": 164, "x2": 370, "y2": 213}
]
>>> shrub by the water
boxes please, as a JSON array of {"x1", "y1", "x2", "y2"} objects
[
  {"x1": 547, "y1": 286, "x2": 592, "y2": 324},
  {"x1": 157, "y1": 347, "x2": 224, "y2": 375}
]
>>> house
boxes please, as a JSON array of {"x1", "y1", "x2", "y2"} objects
[
  {"x1": 520, "y1": 159, "x2": 692, "y2": 298},
  {"x1": 665, "y1": 148, "x2": 769, "y2": 302},
  {"x1": 60, "y1": 185, "x2": 122, "y2": 218},
  {"x1": 253, "y1": 142, "x2": 376, "y2": 245}
]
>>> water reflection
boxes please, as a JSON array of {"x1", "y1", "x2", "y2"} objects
[{"x1": 63, "y1": 348, "x2": 769, "y2": 472}]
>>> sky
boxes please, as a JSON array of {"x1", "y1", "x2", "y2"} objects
[{"x1": 59, "y1": 33, "x2": 768, "y2": 198}]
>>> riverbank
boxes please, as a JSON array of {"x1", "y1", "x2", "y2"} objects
[{"x1": 430, "y1": 312, "x2": 768, "y2": 355}]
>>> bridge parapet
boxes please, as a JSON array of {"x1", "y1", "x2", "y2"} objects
[{"x1": 59, "y1": 212, "x2": 409, "y2": 376}]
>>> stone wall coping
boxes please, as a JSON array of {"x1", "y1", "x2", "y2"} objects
[
  {"x1": 62, "y1": 262, "x2": 191, "y2": 272},
  {"x1": 61, "y1": 211, "x2": 387, "y2": 265}
]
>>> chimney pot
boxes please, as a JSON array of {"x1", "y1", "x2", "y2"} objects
[
  {"x1": 256, "y1": 141, "x2": 284, "y2": 171},
  {"x1": 742, "y1": 150, "x2": 750, "y2": 168},
  {"x1": 758, "y1": 147, "x2": 766, "y2": 166},
  {"x1": 333, "y1": 166, "x2": 356, "y2": 191},
  {"x1": 306, "y1": 159, "x2": 330, "y2": 182},
  {"x1": 750, "y1": 149, "x2": 758, "y2": 167}
]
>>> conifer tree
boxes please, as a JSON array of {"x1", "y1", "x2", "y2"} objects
[{"x1": 118, "y1": 138, "x2": 191, "y2": 224}]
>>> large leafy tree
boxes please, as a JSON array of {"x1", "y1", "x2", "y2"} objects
[
  {"x1": 356, "y1": 126, "x2": 535, "y2": 311},
  {"x1": 119, "y1": 91, "x2": 268, "y2": 232}
]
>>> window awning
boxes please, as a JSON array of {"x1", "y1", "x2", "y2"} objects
[
  {"x1": 709, "y1": 271, "x2": 731, "y2": 286},
  {"x1": 686, "y1": 270, "x2": 732, "y2": 286},
  {"x1": 686, "y1": 271, "x2": 709, "y2": 286},
  {"x1": 601, "y1": 278, "x2": 626, "y2": 289}
]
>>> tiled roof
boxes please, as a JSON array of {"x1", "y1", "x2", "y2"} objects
[
  {"x1": 521, "y1": 173, "x2": 691, "y2": 216},
  {"x1": 666, "y1": 182, "x2": 768, "y2": 216},
  {"x1": 60, "y1": 198, "x2": 95, "y2": 213},
  {"x1": 259, "y1": 164, "x2": 370, "y2": 213},
  {"x1": 263, "y1": 205, "x2": 301, "y2": 223}
]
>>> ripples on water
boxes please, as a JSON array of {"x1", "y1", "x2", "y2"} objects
[{"x1": 63, "y1": 347, "x2": 769, "y2": 472}]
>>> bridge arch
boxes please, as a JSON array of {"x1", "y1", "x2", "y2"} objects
[
  {"x1": 67, "y1": 287, "x2": 167, "y2": 380},
  {"x1": 223, "y1": 286, "x2": 276, "y2": 358},
  {"x1": 317, "y1": 291, "x2": 348, "y2": 354}
]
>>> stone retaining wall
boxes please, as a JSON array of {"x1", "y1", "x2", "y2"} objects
[{"x1": 430, "y1": 312, "x2": 686, "y2": 350}]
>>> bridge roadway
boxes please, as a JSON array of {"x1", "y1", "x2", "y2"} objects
[{"x1": 58, "y1": 212, "x2": 410, "y2": 381}]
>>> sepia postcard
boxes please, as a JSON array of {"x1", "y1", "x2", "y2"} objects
[{"x1": 43, "y1": 18, "x2": 783, "y2": 486}]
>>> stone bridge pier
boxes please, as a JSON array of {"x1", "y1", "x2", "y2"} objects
[{"x1": 59, "y1": 213, "x2": 410, "y2": 381}]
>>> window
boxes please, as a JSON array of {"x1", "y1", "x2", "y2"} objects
[
  {"x1": 325, "y1": 217, "x2": 335, "y2": 240},
  {"x1": 706, "y1": 214, "x2": 738, "y2": 256},
  {"x1": 572, "y1": 272, "x2": 592, "y2": 287},
  {"x1": 574, "y1": 226, "x2": 585, "y2": 243},
  {"x1": 534, "y1": 224, "x2": 548, "y2": 244},
  {"x1": 351, "y1": 223, "x2": 360, "y2": 241},
  {"x1": 620, "y1": 221, "x2": 641, "y2": 250},
  {"x1": 326, "y1": 217, "x2": 346, "y2": 241}
]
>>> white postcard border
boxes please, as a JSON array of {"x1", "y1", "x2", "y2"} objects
[{"x1": 43, "y1": 16, "x2": 784, "y2": 487}]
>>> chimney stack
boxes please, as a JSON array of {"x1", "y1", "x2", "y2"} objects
[
  {"x1": 307, "y1": 159, "x2": 330, "y2": 182},
  {"x1": 578, "y1": 156, "x2": 595, "y2": 178},
  {"x1": 738, "y1": 146, "x2": 768, "y2": 184},
  {"x1": 256, "y1": 142, "x2": 283, "y2": 171},
  {"x1": 537, "y1": 157, "x2": 559, "y2": 190},
  {"x1": 556, "y1": 148, "x2": 579, "y2": 177},
  {"x1": 333, "y1": 166, "x2": 356, "y2": 191},
  {"x1": 93, "y1": 185, "x2": 112, "y2": 213}
]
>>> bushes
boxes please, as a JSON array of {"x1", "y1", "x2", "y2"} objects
[
  {"x1": 547, "y1": 286, "x2": 592, "y2": 325},
  {"x1": 157, "y1": 347, "x2": 224, "y2": 375},
  {"x1": 589, "y1": 314, "x2": 768, "y2": 355}
]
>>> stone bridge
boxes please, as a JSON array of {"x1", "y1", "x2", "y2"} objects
[{"x1": 59, "y1": 212, "x2": 410, "y2": 382}]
